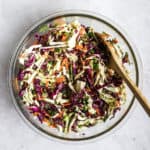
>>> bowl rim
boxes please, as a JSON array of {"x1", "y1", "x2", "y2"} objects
[{"x1": 8, "y1": 9, "x2": 143, "y2": 143}]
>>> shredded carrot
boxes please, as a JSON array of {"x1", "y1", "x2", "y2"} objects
[
  {"x1": 19, "y1": 53, "x2": 26, "y2": 59},
  {"x1": 43, "y1": 118, "x2": 49, "y2": 122},
  {"x1": 44, "y1": 119, "x2": 56, "y2": 128},
  {"x1": 50, "y1": 124, "x2": 57, "y2": 128},
  {"x1": 61, "y1": 35, "x2": 67, "y2": 41},
  {"x1": 53, "y1": 18, "x2": 66, "y2": 26},
  {"x1": 63, "y1": 102, "x2": 71, "y2": 107},
  {"x1": 79, "y1": 26, "x2": 86, "y2": 35},
  {"x1": 76, "y1": 44, "x2": 87, "y2": 52},
  {"x1": 101, "y1": 32, "x2": 110, "y2": 39},
  {"x1": 95, "y1": 108, "x2": 100, "y2": 115},
  {"x1": 115, "y1": 100, "x2": 120, "y2": 107},
  {"x1": 85, "y1": 87, "x2": 91, "y2": 93},
  {"x1": 82, "y1": 45, "x2": 88, "y2": 52},
  {"x1": 61, "y1": 58, "x2": 69, "y2": 69},
  {"x1": 32, "y1": 40, "x2": 39, "y2": 45},
  {"x1": 56, "y1": 76, "x2": 66, "y2": 83},
  {"x1": 112, "y1": 38, "x2": 118, "y2": 44},
  {"x1": 14, "y1": 78, "x2": 19, "y2": 92},
  {"x1": 56, "y1": 111, "x2": 64, "y2": 118},
  {"x1": 37, "y1": 94, "x2": 43, "y2": 101},
  {"x1": 81, "y1": 60, "x2": 86, "y2": 65},
  {"x1": 33, "y1": 112, "x2": 39, "y2": 116},
  {"x1": 43, "y1": 52, "x2": 49, "y2": 59},
  {"x1": 43, "y1": 118, "x2": 51, "y2": 126},
  {"x1": 45, "y1": 80, "x2": 49, "y2": 87},
  {"x1": 76, "y1": 44, "x2": 83, "y2": 50},
  {"x1": 44, "y1": 112, "x2": 50, "y2": 117}
]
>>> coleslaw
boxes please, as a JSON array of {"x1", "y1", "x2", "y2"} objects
[{"x1": 17, "y1": 19, "x2": 129, "y2": 133}]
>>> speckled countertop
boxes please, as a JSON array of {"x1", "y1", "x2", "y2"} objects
[{"x1": 0, "y1": 0, "x2": 150, "y2": 149}]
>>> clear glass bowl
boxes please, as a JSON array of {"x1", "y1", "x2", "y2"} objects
[{"x1": 8, "y1": 10, "x2": 142, "y2": 142}]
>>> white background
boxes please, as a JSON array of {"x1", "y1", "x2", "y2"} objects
[{"x1": 0, "y1": 0, "x2": 150, "y2": 149}]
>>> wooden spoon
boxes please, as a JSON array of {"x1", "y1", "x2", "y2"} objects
[{"x1": 96, "y1": 32, "x2": 150, "y2": 116}]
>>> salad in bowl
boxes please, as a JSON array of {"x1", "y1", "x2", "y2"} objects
[{"x1": 16, "y1": 19, "x2": 129, "y2": 134}]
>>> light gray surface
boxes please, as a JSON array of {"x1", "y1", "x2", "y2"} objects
[{"x1": 0, "y1": 0, "x2": 150, "y2": 149}]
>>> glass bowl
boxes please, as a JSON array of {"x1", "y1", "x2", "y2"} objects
[{"x1": 8, "y1": 10, "x2": 142, "y2": 142}]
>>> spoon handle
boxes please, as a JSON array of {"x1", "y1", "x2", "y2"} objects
[{"x1": 106, "y1": 40, "x2": 150, "y2": 116}]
